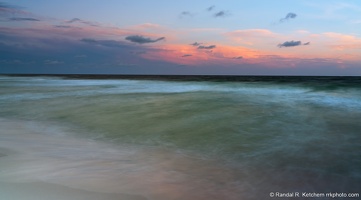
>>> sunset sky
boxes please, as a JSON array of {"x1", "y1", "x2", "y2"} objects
[{"x1": 1, "y1": 0, "x2": 361, "y2": 75}]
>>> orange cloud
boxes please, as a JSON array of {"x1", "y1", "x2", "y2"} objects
[
  {"x1": 302, "y1": 32, "x2": 361, "y2": 61},
  {"x1": 140, "y1": 42, "x2": 271, "y2": 66},
  {"x1": 141, "y1": 44, "x2": 209, "y2": 65},
  {"x1": 177, "y1": 29, "x2": 361, "y2": 67},
  {"x1": 322, "y1": 32, "x2": 361, "y2": 51},
  {"x1": 225, "y1": 29, "x2": 361, "y2": 63}
]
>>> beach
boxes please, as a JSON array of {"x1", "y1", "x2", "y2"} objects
[
  {"x1": 0, "y1": 118, "x2": 246, "y2": 200},
  {"x1": 0, "y1": 75, "x2": 360, "y2": 199}
]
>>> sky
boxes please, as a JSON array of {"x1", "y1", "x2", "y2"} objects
[{"x1": 0, "y1": 0, "x2": 361, "y2": 75}]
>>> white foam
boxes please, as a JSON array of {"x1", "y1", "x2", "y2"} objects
[{"x1": 2, "y1": 77, "x2": 360, "y2": 111}]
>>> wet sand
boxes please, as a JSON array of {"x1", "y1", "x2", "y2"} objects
[
  {"x1": 2, "y1": 117, "x2": 358, "y2": 200},
  {"x1": 0, "y1": 119, "x2": 149, "y2": 199},
  {"x1": 0, "y1": 181, "x2": 146, "y2": 200},
  {"x1": 0, "y1": 118, "x2": 244, "y2": 200}
]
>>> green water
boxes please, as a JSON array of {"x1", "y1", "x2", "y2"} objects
[{"x1": 1, "y1": 75, "x2": 361, "y2": 198}]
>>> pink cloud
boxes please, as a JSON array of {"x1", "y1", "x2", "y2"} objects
[
  {"x1": 225, "y1": 29, "x2": 278, "y2": 45},
  {"x1": 128, "y1": 23, "x2": 162, "y2": 30},
  {"x1": 226, "y1": 29, "x2": 276, "y2": 38},
  {"x1": 321, "y1": 32, "x2": 361, "y2": 51},
  {"x1": 2, "y1": 6, "x2": 360, "y2": 73}
]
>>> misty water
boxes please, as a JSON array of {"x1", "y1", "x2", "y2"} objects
[{"x1": 0, "y1": 75, "x2": 360, "y2": 199}]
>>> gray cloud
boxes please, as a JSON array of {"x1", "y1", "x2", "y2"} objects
[
  {"x1": 180, "y1": 11, "x2": 195, "y2": 18},
  {"x1": 80, "y1": 38, "x2": 97, "y2": 44},
  {"x1": 207, "y1": 5, "x2": 215, "y2": 11},
  {"x1": 8, "y1": 17, "x2": 40, "y2": 21},
  {"x1": 182, "y1": 54, "x2": 192, "y2": 57},
  {"x1": 233, "y1": 56, "x2": 243, "y2": 59},
  {"x1": 66, "y1": 18, "x2": 98, "y2": 26},
  {"x1": 0, "y1": 2, "x2": 30, "y2": 19},
  {"x1": 190, "y1": 42, "x2": 202, "y2": 46},
  {"x1": 0, "y1": 27, "x2": 178, "y2": 74},
  {"x1": 67, "y1": 18, "x2": 81, "y2": 23},
  {"x1": 81, "y1": 38, "x2": 129, "y2": 48},
  {"x1": 54, "y1": 25, "x2": 72, "y2": 28},
  {"x1": 180, "y1": 6, "x2": 228, "y2": 19},
  {"x1": 125, "y1": 35, "x2": 165, "y2": 44},
  {"x1": 214, "y1": 11, "x2": 228, "y2": 17},
  {"x1": 197, "y1": 45, "x2": 216, "y2": 49},
  {"x1": 278, "y1": 40, "x2": 301, "y2": 48},
  {"x1": 0, "y1": 27, "x2": 358, "y2": 75},
  {"x1": 0, "y1": 2, "x2": 14, "y2": 8},
  {"x1": 280, "y1": 12, "x2": 297, "y2": 22},
  {"x1": 285, "y1": 12, "x2": 297, "y2": 19},
  {"x1": 278, "y1": 40, "x2": 310, "y2": 48},
  {"x1": 0, "y1": 2, "x2": 21, "y2": 12}
]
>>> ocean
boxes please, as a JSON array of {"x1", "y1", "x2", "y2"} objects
[{"x1": 0, "y1": 75, "x2": 360, "y2": 200}]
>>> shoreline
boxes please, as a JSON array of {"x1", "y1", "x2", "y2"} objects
[
  {"x1": 0, "y1": 181, "x2": 146, "y2": 200},
  {"x1": 1, "y1": 117, "x2": 360, "y2": 199},
  {"x1": 0, "y1": 118, "x2": 147, "y2": 199},
  {"x1": 0, "y1": 118, "x2": 245, "y2": 200}
]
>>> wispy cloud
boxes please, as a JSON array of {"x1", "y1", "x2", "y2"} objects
[
  {"x1": 67, "y1": 18, "x2": 81, "y2": 23},
  {"x1": 279, "y1": 12, "x2": 297, "y2": 22},
  {"x1": 66, "y1": 18, "x2": 99, "y2": 26},
  {"x1": 180, "y1": 6, "x2": 228, "y2": 19},
  {"x1": 278, "y1": 40, "x2": 310, "y2": 48},
  {"x1": 319, "y1": 32, "x2": 361, "y2": 51},
  {"x1": 8, "y1": 17, "x2": 40, "y2": 21},
  {"x1": 0, "y1": 2, "x2": 18, "y2": 8},
  {"x1": 198, "y1": 45, "x2": 216, "y2": 49},
  {"x1": 304, "y1": 2, "x2": 361, "y2": 20},
  {"x1": 207, "y1": 5, "x2": 215, "y2": 11},
  {"x1": 225, "y1": 29, "x2": 278, "y2": 46},
  {"x1": 0, "y1": 2, "x2": 35, "y2": 21},
  {"x1": 125, "y1": 35, "x2": 165, "y2": 44},
  {"x1": 130, "y1": 23, "x2": 162, "y2": 30},
  {"x1": 179, "y1": 11, "x2": 195, "y2": 18},
  {"x1": 190, "y1": 42, "x2": 202, "y2": 46},
  {"x1": 81, "y1": 38, "x2": 129, "y2": 48},
  {"x1": 54, "y1": 25, "x2": 72, "y2": 28},
  {"x1": 1, "y1": 1, "x2": 360, "y2": 75},
  {"x1": 226, "y1": 29, "x2": 276, "y2": 38},
  {"x1": 214, "y1": 11, "x2": 229, "y2": 18},
  {"x1": 0, "y1": 2, "x2": 24, "y2": 14}
]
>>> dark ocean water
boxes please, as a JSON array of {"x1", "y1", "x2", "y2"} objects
[{"x1": 1, "y1": 75, "x2": 360, "y2": 199}]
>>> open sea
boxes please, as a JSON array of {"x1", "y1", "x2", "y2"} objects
[{"x1": 0, "y1": 75, "x2": 360, "y2": 200}]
